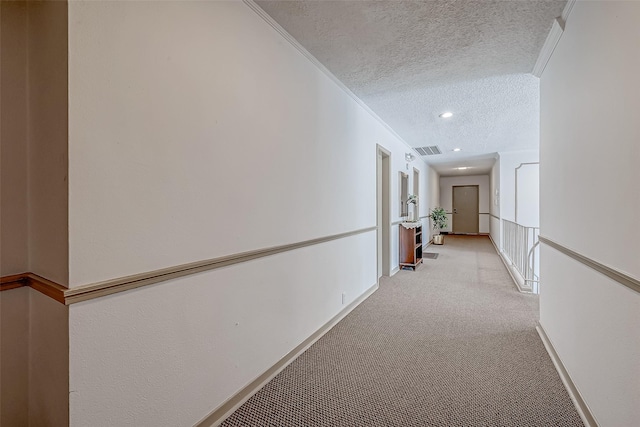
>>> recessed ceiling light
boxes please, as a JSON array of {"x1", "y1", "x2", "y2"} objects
[
  {"x1": 439, "y1": 112, "x2": 453, "y2": 118},
  {"x1": 453, "y1": 148, "x2": 461, "y2": 152},
  {"x1": 457, "y1": 167, "x2": 469, "y2": 170}
]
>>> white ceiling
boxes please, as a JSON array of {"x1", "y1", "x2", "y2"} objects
[{"x1": 255, "y1": 0, "x2": 566, "y2": 176}]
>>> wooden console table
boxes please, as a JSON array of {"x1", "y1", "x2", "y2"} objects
[{"x1": 400, "y1": 222, "x2": 423, "y2": 270}]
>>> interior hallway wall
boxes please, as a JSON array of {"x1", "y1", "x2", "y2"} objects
[
  {"x1": 0, "y1": 0, "x2": 28, "y2": 276},
  {"x1": 1, "y1": 2, "x2": 70, "y2": 425},
  {"x1": 497, "y1": 150, "x2": 539, "y2": 225},
  {"x1": 425, "y1": 167, "x2": 440, "y2": 242},
  {"x1": 27, "y1": 0, "x2": 69, "y2": 286},
  {"x1": 65, "y1": 2, "x2": 436, "y2": 425},
  {"x1": 489, "y1": 157, "x2": 500, "y2": 246},
  {"x1": 438, "y1": 174, "x2": 490, "y2": 234},
  {"x1": 0, "y1": 288, "x2": 28, "y2": 426},
  {"x1": 539, "y1": 2, "x2": 640, "y2": 426},
  {"x1": 0, "y1": 4, "x2": 30, "y2": 422}
]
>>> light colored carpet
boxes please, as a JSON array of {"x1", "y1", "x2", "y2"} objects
[{"x1": 221, "y1": 236, "x2": 583, "y2": 426}]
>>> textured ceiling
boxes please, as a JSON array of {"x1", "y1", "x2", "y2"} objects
[{"x1": 255, "y1": 0, "x2": 566, "y2": 175}]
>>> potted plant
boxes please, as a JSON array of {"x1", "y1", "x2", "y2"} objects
[{"x1": 429, "y1": 206, "x2": 448, "y2": 244}]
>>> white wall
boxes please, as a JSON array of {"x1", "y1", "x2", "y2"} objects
[
  {"x1": 438, "y1": 174, "x2": 490, "y2": 233},
  {"x1": 0, "y1": 287, "x2": 29, "y2": 426},
  {"x1": 0, "y1": 0, "x2": 28, "y2": 277},
  {"x1": 497, "y1": 150, "x2": 538, "y2": 224},
  {"x1": 515, "y1": 163, "x2": 539, "y2": 227},
  {"x1": 27, "y1": 0, "x2": 69, "y2": 286},
  {"x1": 67, "y1": 0, "x2": 433, "y2": 287},
  {"x1": 540, "y1": 2, "x2": 640, "y2": 426},
  {"x1": 489, "y1": 157, "x2": 500, "y2": 246},
  {"x1": 29, "y1": 289, "x2": 69, "y2": 426},
  {"x1": 66, "y1": 1, "x2": 435, "y2": 425},
  {"x1": 0, "y1": 6, "x2": 30, "y2": 421},
  {"x1": 425, "y1": 167, "x2": 440, "y2": 241},
  {"x1": 70, "y1": 232, "x2": 374, "y2": 426},
  {"x1": 0, "y1": 289, "x2": 69, "y2": 427},
  {"x1": 1, "y1": 2, "x2": 69, "y2": 425}
]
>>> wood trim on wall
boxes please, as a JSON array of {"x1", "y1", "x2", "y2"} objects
[
  {"x1": 0, "y1": 273, "x2": 29, "y2": 292},
  {"x1": 0, "y1": 273, "x2": 67, "y2": 303},
  {"x1": 539, "y1": 236, "x2": 640, "y2": 294},
  {"x1": 1, "y1": 227, "x2": 377, "y2": 305},
  {"x1": 27, "y1": 273, "x2": 67, "y2": 304}
]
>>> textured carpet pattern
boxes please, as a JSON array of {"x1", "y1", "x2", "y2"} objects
[{"x1": 221, "y1": 236, "x2": 583, "y2": 426}]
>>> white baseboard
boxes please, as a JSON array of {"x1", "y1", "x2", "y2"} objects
[
  {"x1": 502, "y1": 255, "x2": 532, "y2": 293},
  {"x1": 488, "y1": 234, "x2": 532, "y2": 293},
  {"x1": 390, "y1": 266, "x2": 400, "y2": 276},
  {"x1": 536, "y1": 323, "x2": 599, "y2": 427},
  {"x1": 488, "y1": 233, "x2": 499, "y2": 253},
  {"x1": 195, "y1": 282, "x2": 379, "y2": 427}
]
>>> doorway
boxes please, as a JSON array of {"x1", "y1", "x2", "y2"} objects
[
  {"x1": 412, "y1": 167, "x2": 419, "y2": 220},
  {"x1": 376, "y1": 145, "x2": 391, "y2": 279},
  {"x1": 452, "y1": 185, "x2": 479, "y2": 234}
]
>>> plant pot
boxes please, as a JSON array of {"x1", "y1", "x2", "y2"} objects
[{"x1": 433, "y1": 234, "x2": 444, "y2": 245}]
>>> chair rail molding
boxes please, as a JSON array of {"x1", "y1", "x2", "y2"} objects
[
  {"x1": 539, "y1": 236, "x2": 640, "y2": 294},
  {"x1": 0, "y1": 227, "x2": 377, "y2": 304}
]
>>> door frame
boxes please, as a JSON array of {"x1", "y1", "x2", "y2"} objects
[
  {"x1": 452, "y1": 185, "x2": 479, "y2": 234},
  {"x1": 412, "y1": 167, "x2": 420, "y2": 220},
  {"x1": 376, "y1": 145, "x2": 391, "y2": 279}
]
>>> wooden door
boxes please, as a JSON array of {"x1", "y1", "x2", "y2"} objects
[{"x1": 452, "y1": 185, "x2": 479, "y2": 234}]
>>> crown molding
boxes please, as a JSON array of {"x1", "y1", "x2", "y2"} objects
[
  {"x1": 241, "y1": 0, "x2": 424, "y2": 165},
  {"x1": 562, "y1": 0, "x2": 578, "y2": 24},
  {"x1": 532, "y1": 17, "x2": 564, "y2": 78}
]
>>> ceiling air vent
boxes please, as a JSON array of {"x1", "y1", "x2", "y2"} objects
[{"x1": 415, "y1": 146, "x2": 442, "y2": 156}]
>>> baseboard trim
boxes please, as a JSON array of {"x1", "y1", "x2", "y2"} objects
[
  {"x1": 536, "y1": 323, "x2": 599, "y2": 427},
  {"x1": 488, "y1": 234, "x2": 532, "y2": 293},
  {"x1": 390, "y1": 267, "x2": 400, "y2": 277},
  {"x1": 488, "y1": 233, "x2": 499, "y2": 253},
  {"x1": 421, "y1": 238, "x2": 433, "y2": 250},
  {"x1": 502, "y1": 254, "x2": 531, "y2": 293},
  {"x1": 195, "y1": 282, "x2": 379, "y2": 427}
]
